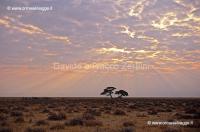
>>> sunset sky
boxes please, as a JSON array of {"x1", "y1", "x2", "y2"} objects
[{"x1": 0, "y1": 0, "x2": 200, "y2": 97}]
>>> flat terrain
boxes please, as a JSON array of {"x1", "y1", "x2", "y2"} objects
[{"x1": 0, "y1": 98, "x2": 199, "y2": 132}]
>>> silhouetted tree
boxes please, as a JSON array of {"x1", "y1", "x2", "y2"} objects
[
  {"x1": 100, "y1": 87, "x2": 116, "y2": 99},
  {"x1": 115, "y1": 90, "x2": 128, "y2": 98}
]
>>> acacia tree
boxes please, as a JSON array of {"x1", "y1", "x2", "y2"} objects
[
  {"x1": 115, "y1": 90, "x2": 128, "y2": 98},
  {"x1": 100, "y1": 87, "x2": 116, "y2": 99}
]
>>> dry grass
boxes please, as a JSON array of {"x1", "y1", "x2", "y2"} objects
[{"x1": 0, "y1": 98, "x2": 199, "y2": 132}]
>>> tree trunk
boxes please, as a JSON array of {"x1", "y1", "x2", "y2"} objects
[
  {"x1": 118, "y1": 94, "x2": 122, "y2": 98},
  {"x1": 110, "y1": 94, "x2": 113, "y2": 99}
]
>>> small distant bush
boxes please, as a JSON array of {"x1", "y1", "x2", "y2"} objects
[
  {"x1": 136, "y1": 113, "x2": 147, "y2": 117},
  {"x1": 10, "y1": 111, "x2": 23, "y2": 117},
  {"x1": 104, "y1": 106, "x2": 112, "y2": 110},
  {"x1": 0, "y1": 127, "x2": 13, "y2": 132},
  {"x1": 0, "y1": 114, "x2": 7, "y2": 121},
  {"x1": 148, "y1": 110, "x2": 158, "y2": 115},
  {"x1": 82, "y1": 112, "x2": 95, "y2": 120},
  {"x1": 0, "y1": 108, "x2": 9, "y2": 114},
  {"x1": 114, "y1": 109, "x2": 126, "y2": 115},
  {"x1": 123, "y1": 121, "x2": 134, "y2": 127},
  {"x1": 50, "y1": 124, "x2": 65, "y2": 130},
  {"x1": 84, "y1": 120, "x2": 103, "y2": 127},
  {"x1": 0, "y1": 121, "x2": 9, "y2": 127},
  {"x1": 184, "y1": 108, "x2": 197, "y2": 114},
  {"x1": 35, "y1": 120, "x2": 48, "y2": 126},
  {"x1": 41, "y1": 109, "x2": 50, "y2": 113},
  {"x1": 120, "y1": 127, "x2": 135, "y2": 132},
  {"x1": 187, "y1": 120, "x2": 200, "y2": 128},
  {"x1": 128, "y1": 105, "x2": 136, "y2": 109},
  {"x1": 15, "y1": 117, "x2": 25, "y2": 123},
  {"x1": 25, "y1": 127, "x2": 46, "y2": 132},
  {"x1": 48, "y1": 112, "x2": 66, "y2": 120},
  {"x1": 66, "y1": 118, "x2": 84, "y2": 126},
  {"x1": 86, "y1": 109, "x2": 101, "y2": 116}
]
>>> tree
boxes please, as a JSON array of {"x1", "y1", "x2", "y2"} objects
[
  {"x1": 115, "y1": 90, "x2": 128, "y2": 98},
  {"x1": 100, "y1": 87, "x2": 116, "y2": 99}
]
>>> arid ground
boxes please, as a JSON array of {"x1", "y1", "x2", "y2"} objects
[{"x1": 0, "y1": 98, "x2": 199, "y2": 132}]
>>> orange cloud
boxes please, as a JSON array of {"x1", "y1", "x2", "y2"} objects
[
  {"x1": 0, "y1": 16, "x2": 70, "y2": 44},
  {"x1": 120, "y1": 25, "x2": 135, "y2": 38}
]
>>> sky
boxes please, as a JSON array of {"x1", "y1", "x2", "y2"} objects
[{"x1": 0, "y1": 0, "x2": 200, "y2": 97}]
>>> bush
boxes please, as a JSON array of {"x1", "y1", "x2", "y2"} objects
[
  {"x1": 0, "y1": 108, "x2": 9, "y2": 114},
  {"x1": 188, "y1": 120, "x2": 200, "y2": 128},
  {"x1": 48, "y1": 112, "x2": 66, "y2": 120},
  {"x1": 82, "y1": 112, "x2": 95, "y2": 120},
  {"x1": 25, "y1": 127, "x2": 46, "y2": 132},
  {"x1": 10, "y1": 111, "x2": 23, "y2": 117},
  {"x1": 0, "y1": 121, "x2": 9, "y2": 127},
  {"x1": 50, "y1": 124, "x2": 65, "y2": 130},
  {"x1": 128, "y1": 105, "x2": 136, "y2": 109},
  {"x1": 104, "y1": 106, "x2": 112, "y2": 110},
  {"x1": 148, "y1": 110, "x2": 158, "y2": 115},
  {"x1": 114, "y1": 109, "x2": 126, "y2": 115},
  {"x1": 136, "y1": 113, "x2": 147, "y2": 117},
  {"x1": 123, "y1": 121, "x2": 134, "y2": 127},
  {"x1": 0, "y1": 127, "x2": 13, "y2": 132},
  {"x1": 41, "y1": 109, "x2": 49, "y2": 113},
  {"x1": 175, "y1": 113, "x2": 199, "y2": 119},
  {"x1": 0, "y1": 115, "x2": 7, "y2": 121},
  {"x1": 84, "y1": 120, "x2": 103, "y2": 126},
  {"x1": 120, "y1": 127, "x2": 135, "y2": 132},
  {"x1": 184, "y1": 108, "x2": 197, "y2": 114},
  {"x1": 35, "y1": 120, "x2": 48, "y2": 126},
  {"x1": 86, "y1": 109, "x2": 101, "y2": 116},
  {"x1": 15, "y1": 117, "x2": 25, "y2": 123},
  {"x1": 66, "y1": 118, "x2": 84, "y2": 126}
]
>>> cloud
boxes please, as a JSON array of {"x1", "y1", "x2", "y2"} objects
[
  {"x1": 0, "y1": 16, "x2": 70, "y2": 44},
  {"x1": 119, "y1": 25, "x2": 135, "y2": 38},
  {"x1": 95, "y1": 47, "x2": 131, "y2": 54},
  {"x1": 151, "y1": 12, "x2": 178, "y2": 30},
  {"x1": 128, "y1": 0, "x2": 150, "y2": 19}
]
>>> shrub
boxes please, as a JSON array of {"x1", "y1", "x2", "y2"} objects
[
  {"x1": 104, "y1": 106, "x2": 112, "y2": 110},
  {"x1": 184, "y1": 108, "x2": 196, "y2": 114},
  {"x1": 86, "y1": 109, "x2": 101, "y2": 116},
  {"x1": 128, "y1": 105, "x2": 136, "y2": 109},
  {"x1": 48, "y1": 112, "x2": 66, "y2": 120},
  {"x1": 50, "y1": 124, "x2": 65, "y2": 130},
  {"x1": 148, "y1": 110, "x2": 158, "y2": 115},
  {"x1": 66, "y1": 118, "x2": 84, "y2": 126},
  {"x1": 175, "y1": 113, "x2": 198, "y2": 119},
  {"x1": 41, "y1": 109, "x2": 49, "y2": 113},
  {"x1": 123, "y1": 121, "x2": 134, "y2": 127},
  {"x1": 136, "y1": 113, "x2": 147, "y2": 117},
  {"x1": 10, "y1": 111, "x2": 23, "y2": 117},
  {"x1": 35, "y1": 120, "x2": 48, "y2": 126},
  {"x1": 82, "y1": 112, "x2": 95, "y2": 120},
  {"x1": 0, "y1": 115, "x2": 7, "y2": 121},
  {"x1": 120, "y1": 127, "x2": 135, "y2": 132},
  {"x1": 84, "y1": 120, "x2": 103, "y2": 126},
  {"x1": 15, "y1": 117, "x2": 25, "y2": 123},
  {"x1": 0, "y1": 121, "x2": 9, "y2": 127},
  {"x1": 25, "y1": 127, "x2": 46, "y2": 132},
  {"x1": 0, "y1": 127, "x2": 13, "y2": 132},
  {"x1": 114, "y1": 109, "x2": 126, "y2": 115},
  {"x1": 0, "y1": 108, "x2": 9, "y2": 114},
  {"x1": 187, "y1": 120, "x2": 200, "y2": 128}
]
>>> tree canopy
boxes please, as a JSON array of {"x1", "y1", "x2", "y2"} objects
[{"x1": 100, "y1": 87, "x2": 128, "y2": 99}]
